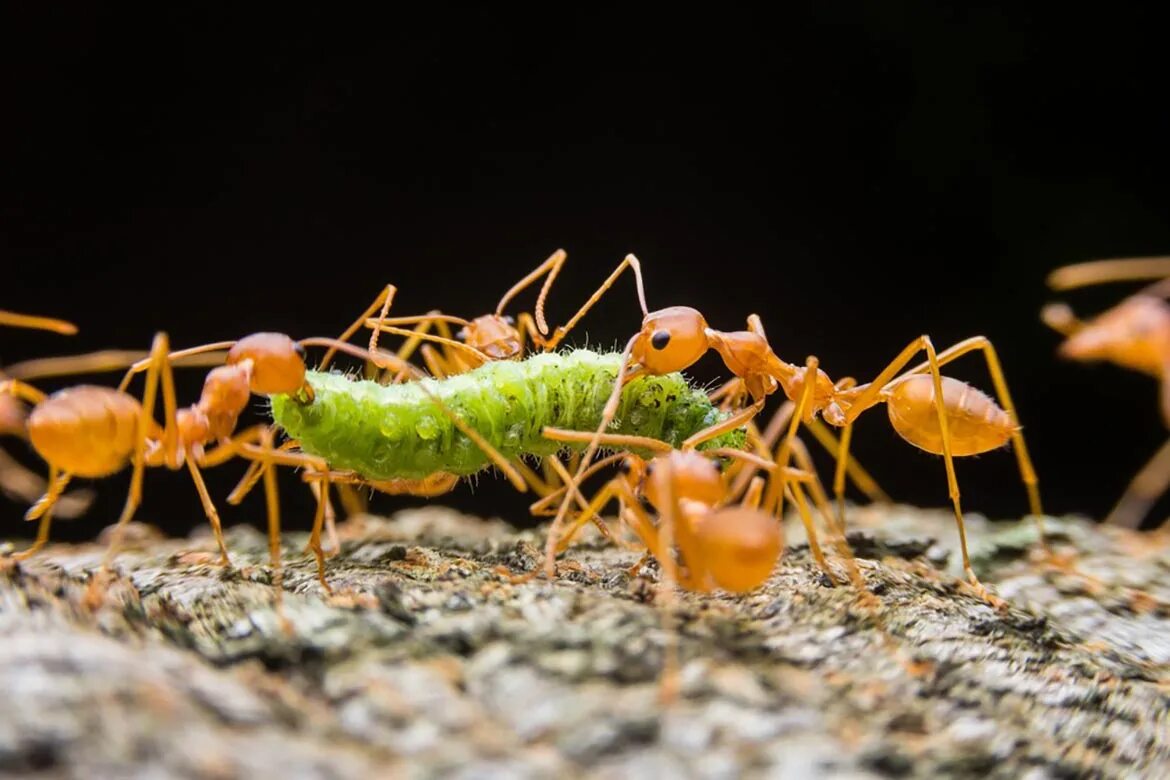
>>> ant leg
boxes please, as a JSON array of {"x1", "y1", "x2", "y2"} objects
[
  {"x1": 102, "y1": 332, "x2": 169, "y2": 570},
  {"x1": 786, "y1": 480, "x2": 838, "y2": 584},
  {"x1": 363, "y1": 322, "x2": 488, "y2": 368},
  {"x1": 117, "y1": 341, "x2": 236, "y2": 393},
  {"x1": 257, "y1": 427, "x2": 288, "y2": 624},
  {"x1": 833, "y1": 422, "x2": 854, "y2": 530},
  {"x1": 542, "y1": 426, "x2": 673, "y2": 454},
  {"x1": 680, "y1": 399, "x2": 764, "y2": 450},
  {"x1": 541, "y1": 253, "x2": 649, "y2": 351},
  {"x1": 416, "y1": 385, "x2": 530, "y2": 493},
  {"x1": 1104, "y1": 437, "x2": 1170, "y2": 528},
  {"x1": 306, "y1": 471, "x2": 333, "y2": 593},
  {"x1": 12, "y1": 466, "x2": 67, "y2": 560},
  {"x1": 184, "y1": 455, "x2": 232, "y2": 566},
  {"x1": 5, "y1": 350, "x2": 149, "y2": 382},
  {"x1": 529, "y1": 453, "x2": 628, "y2": 516},
  {"x1": 493, "y1": 248, "x2": 567, "y2": 335},
  {"x1": 806, "y1": 417, "x2": 889, "y2": 504},
  {"x1": 319, "y1": 284, "x2": 396, "y2": 369},
  {"x1": 1047, "y1": 256, "x2": 1170, "y2": 290},
  {"x1": 0, "y1": 310, "x2": 77, "y2": 335},
  {"x1": 762, "y1": 356, "x2": 820, "y2": 520}
]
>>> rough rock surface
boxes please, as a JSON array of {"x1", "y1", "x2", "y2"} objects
[{"x1": 0, "y1": 505, "x2": 1167, "y2": 779}]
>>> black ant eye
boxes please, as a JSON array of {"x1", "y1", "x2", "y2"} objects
[
  {"x1": 645, "y1": 462, "x2": 656, "y2": 477},
  {"x1": 651, "y1": 330, "x2": 671, "y2": 350},
  {"x1": 618, "y1": 459, "x2": 632, "y2": 475}
]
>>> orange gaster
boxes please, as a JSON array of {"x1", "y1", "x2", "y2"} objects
[{"x1": 1043, "y1": 256, "x2": 1170, "y2": 528}]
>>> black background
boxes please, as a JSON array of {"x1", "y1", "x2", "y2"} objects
[{"x1": 4, "y1": 6, "x2": 1170, "y2": 541}]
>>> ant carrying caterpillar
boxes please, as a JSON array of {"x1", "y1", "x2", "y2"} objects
[{"x1": 269, "y1": 349, "x2": 748, "y2": 482}]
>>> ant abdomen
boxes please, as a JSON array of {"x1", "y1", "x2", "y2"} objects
[
  {"x1": 27, "y1": 386, "x2": 148, "y2": 478},
  {"x1": 884, "y1": 375, "x2": 1014, "y2": 457}
]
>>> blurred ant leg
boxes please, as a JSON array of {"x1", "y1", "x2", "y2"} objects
[
  {"x1": 832, "y1": 422, "x2": 854, "y2": 530},
  {"x1": 5, "y1": 350, "x2": 149, "y2": 381},
  {"x1": 11, "y1": 466, "x2": 66, "y2": 560},
  {"x1": 0, "y1": 379, "x2": 48, "y2": 406},
  {"x1": 515, "y1": 313, "x2": 543, "y2": 354},
  {"x1": 529, "y1": 453, "x2": 628, "y2": 516},
  {"x1": 806, "y1": 418, "x2": 888, "y2": 504},
  {"x1": 1104, "y1": 437, "x2": 1170, "y2": 528},
  {"x1": 542, "y1": 253, "x2": 648, "y2": 351},
  {"x1": 510, "y1": 458, "x2": 559, "y2": 498},
  {"x1": 902, "y1": 336, "x2": 1044, "y2": 532},
  {"x1": 762, "y1": 356, "x2": 820, "y2": 520},
  {"x1": 117, "y1": 341, "x2": 237, "y2": 392},
  {"x1": 551, "y1": 477, "x2": 630, "y2": 554},
  {"x1": 102, "y1": 333, "x2": 170, "y2": 569},
  {"x1": 319, "y1": 284, "x2": 396, "y2": 369},
  {"x1": 1047, "y1": 256, "x2": 1170, "y2": 290},
  {"x1": 419, "y1": 345, "x2": 451, "y2": 379},
  {"x1": 494, "y1": 248, "x2": 567, "y2": 336},
  {"x1": 1039, "y1": 303, "x2": 1086, "y2": 337},
  {"x1": 0, "y1": 449, "x2": 92, "y2": 520},
  {"x1": 0, "y1": 310, "x2": 76, "y2": 335},
  {"x1": 184, "y1": 456, "x2": 232, "y2": 566},
  {"x1": 741, "y1": 475, "x2": 765, "y2": 509},
  {"x1": 257, "y1": 427, "x2": 288, "y2": 622},
  {"x1": 787, "y1": 438, "x2": 867, "y2": 592},
  {"x1": 655, "y1": 477, "x2": 681, "y2": 704}
]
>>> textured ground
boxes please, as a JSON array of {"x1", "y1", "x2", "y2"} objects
[{"x1": 0, "y1": 505, "x2": 1167, "y2": 779}]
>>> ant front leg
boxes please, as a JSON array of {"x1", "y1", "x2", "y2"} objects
[{"x1": 11, "y1": 466, "x2": 68, "y2": 561}]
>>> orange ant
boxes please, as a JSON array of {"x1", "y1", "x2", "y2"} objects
[
  {"x1": 1043, "y1": 255, "x2": 1170, "y2": 528},
  {"x1": 344, "y1": 249, "x2": 648, "y2": 380},
  {"x1": 535, "y1": 424, "x2": 864, "y2": 701},
  {"x1": 0, "y1": 310, "x2": 157, "y2": 524},
  {"x1": 554, "y1": 282, "x2": 1041, "y2": 602}
]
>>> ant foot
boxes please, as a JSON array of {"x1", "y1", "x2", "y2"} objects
[
  {"x1": 962, "y1": 573, "x2": 1007, "y2": 611},
  {"x1": 83, "y1": 567, "x2": 113, "y2": 611}
]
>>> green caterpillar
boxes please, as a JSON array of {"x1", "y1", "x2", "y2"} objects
[{"x1": 270, "y1": 349, "x2": 746, "y2": 481}]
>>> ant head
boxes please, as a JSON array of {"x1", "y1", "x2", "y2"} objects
[
  {"x1": 226, "y1": 333, "x2": 307, "y2": 395},
  {"x1": 641, "y1": 450, "x2": 724, "y2": 510},
  {"x1": 617, "y1": 454, "x2": 648, "y2": 489},
  {"x1": 461, "y1": 314, "x2": 523, "y2": 360},
  {"x1": 631, "y1": 306, "x2": 711, "y2": 375},
  {"x1": 691, "y1": 506, "x2": 782, "y2": 593}
]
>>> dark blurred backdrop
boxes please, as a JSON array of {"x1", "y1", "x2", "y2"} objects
[{"x1": 4, "y1": 6, "x2": 1170, "y2": 540}]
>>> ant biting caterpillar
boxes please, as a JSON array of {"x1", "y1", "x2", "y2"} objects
[
  {"x1": 550, "y1": 276, "x2": 1042, "y2": 604},
  {"x1": 1043, "y1": 255, "x2": 1170, "y2": 529}
]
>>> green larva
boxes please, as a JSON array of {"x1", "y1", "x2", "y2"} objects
[{"x1": 270, "y1": 349, "x2": 746, "y2": 481}]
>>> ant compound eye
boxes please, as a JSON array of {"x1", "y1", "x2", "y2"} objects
[
  {"x1": 618, "y1": 459, "x2": 632, "y2": 475},
  {"x1": 651, "y1": 330, "x2": 671, "y2": 350},
  {"x1": 645, "y1": 462, "x2": 656, "y2": 477}
]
